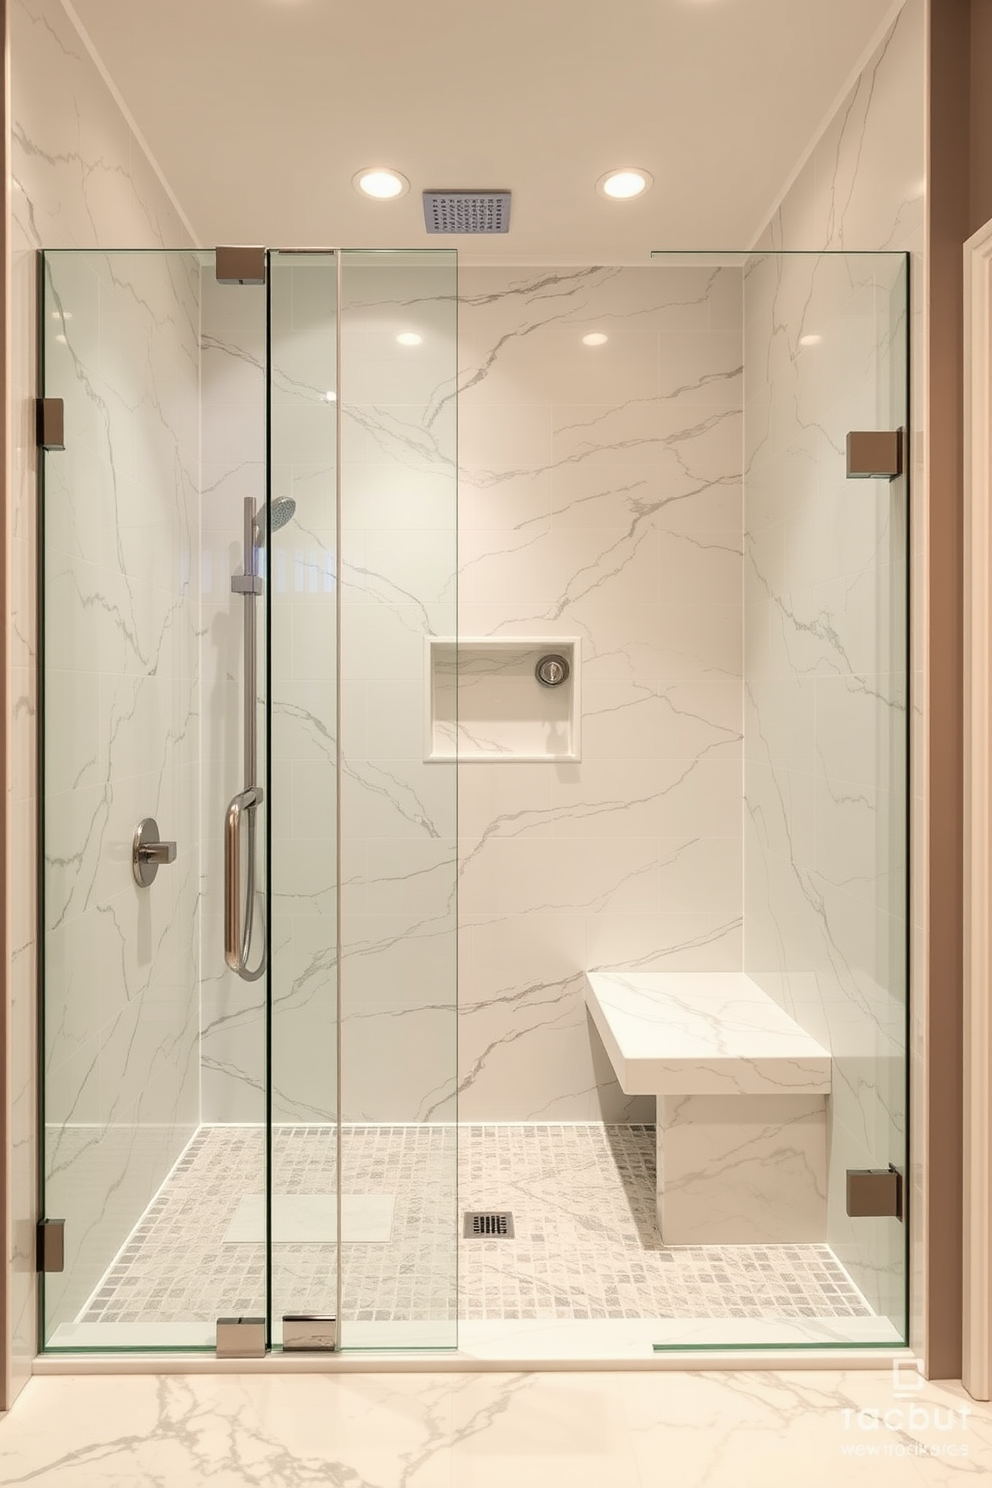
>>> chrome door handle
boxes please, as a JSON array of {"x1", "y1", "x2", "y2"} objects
[
  {"x1": 132, "y1": 817, "x2": 178, "y2": 888},
  {"x1": 224, "y1": 786, "x2": 263, "y2": 973}
]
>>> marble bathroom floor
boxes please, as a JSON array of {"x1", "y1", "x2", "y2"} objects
[
  {"x1": 0, "y1": 1369, "x2": 988, "y2": 1486},
  {"x1": 63, "y1": 1124, "x2": 875, "y2": 1344}
]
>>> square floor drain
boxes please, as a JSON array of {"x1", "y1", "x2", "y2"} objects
[{"x1": 463, "y1": 1210, "x2": 515, "y2": 1238}]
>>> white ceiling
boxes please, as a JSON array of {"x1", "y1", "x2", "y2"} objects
[{"x1": 69, "y1": 0, "x2": 900, "y2": 261}]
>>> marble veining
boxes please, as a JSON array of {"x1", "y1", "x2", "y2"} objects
[
  {"x1": 0, "y1": 1370, "x2": 987, "y2": 1486},
  {"x1": 585, "y1": 972, "x2": 831, "y2": 1096},
  {"x1": 457, "y1": 263, "x2": 744, "y2": 1122}
]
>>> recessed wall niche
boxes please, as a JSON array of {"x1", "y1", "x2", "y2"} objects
[{"x1": 426, "y1": 637, "x2": 581, "y2": 762}]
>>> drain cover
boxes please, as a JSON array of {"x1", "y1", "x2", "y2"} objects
[{"x1": 463, "y1": 1210, "x2": 515, "y2": 1238}]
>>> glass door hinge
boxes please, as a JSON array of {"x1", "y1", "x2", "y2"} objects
[
  {"x1": 36, "y1": 1218, "x2": 65, "y2": 1272},
  {"x1": 36, "y1": 398, "x2": 65, "y2": 450},
  {"x1": 846, "y1": 1167, "x2": 904, "y2": 1221},
  {"x1": 846, "y1": 429, "x2": 904, "y2": 480}
]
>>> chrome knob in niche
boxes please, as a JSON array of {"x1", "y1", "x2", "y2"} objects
[
  {"x1": 535, "y1": 654, "x2": 570, "y2": 688},
  {"x1": 132, "y1": 817, "x2": 177, "y2": 888}
]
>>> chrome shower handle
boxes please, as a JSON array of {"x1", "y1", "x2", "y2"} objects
[
  {"x1": 140, "y1": 840, "x2": 177, "y2": 865},
  {"x1": 224, "y1": 785, "x2": 263, "y2": 974},
  {"x1": 132, "y1": 816, "x2": 177, "y2": 888}
]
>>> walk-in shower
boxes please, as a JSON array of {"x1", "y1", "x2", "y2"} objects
[{"x1": 37, "y1": 245, "x2": 909, "y2": 1361}]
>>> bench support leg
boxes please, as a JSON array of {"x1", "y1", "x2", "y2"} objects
[{"x1": 656, "y1": 1094, "x2": 827, "y2": 1245}]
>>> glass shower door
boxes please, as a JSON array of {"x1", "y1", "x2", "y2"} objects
[
  {"x1": 39, "y1": 248, "x2": 270, "y2": 1350},
  {"x1": 266, "y1": 251, "x2": 340, "y2": 1349},
  {"x1": 268, "y1": 248, "x2": 459, "y2": 1351},
  {"x1": 39, "y1": 244, "x2": 458, "y2": 1356}
]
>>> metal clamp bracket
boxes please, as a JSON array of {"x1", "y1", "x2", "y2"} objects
[
  {"x1": 282, "y1": 1315, "x2": 338, "y2": 1352},
  {"x1": 846, "y1": 1166, "x2": 904, "y2": 1221},
  {"x1": 37, "y1": 1219, "x2": 65, "y2": 1273},
  {"x1": 37, "y1": 398, "x2": 65, "y2": 451},
  {"x1": 216, "y1": 1317, "x2": 266, "y2": 1358},
  {"x1": 231, "y1": 573, "x2": 265, "y2": 596},
  {"x1": 846, "y1": 429, "x2": 904, "y2": 480},
  {"x1": 216, "y1": 246, "x2": 266, "y2": 286}
]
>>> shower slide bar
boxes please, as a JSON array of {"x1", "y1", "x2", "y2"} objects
[{"x1": 225, "y1": 497, "x2": 267, "y2": 982}]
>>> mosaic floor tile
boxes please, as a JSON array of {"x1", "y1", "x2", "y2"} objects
[{"x1": 79, "y1": 1125, "x2": 873, "y2": 1326}]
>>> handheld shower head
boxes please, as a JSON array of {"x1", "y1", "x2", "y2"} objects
[{"x1": 253, "y1": 498, "x2": 297, "y2": 542}]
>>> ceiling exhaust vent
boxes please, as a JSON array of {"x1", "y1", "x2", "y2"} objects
[{"x1": 423, "y1": 191, "x2": 511, "y2": 234}]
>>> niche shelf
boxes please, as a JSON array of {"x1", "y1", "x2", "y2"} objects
[{"x1": 426, "y1": 636, "x2": 581, "y2": 762}]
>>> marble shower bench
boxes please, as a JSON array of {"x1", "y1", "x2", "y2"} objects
[{"x1": 584, "y1": 971, "x2": 831, "y2": 1245}]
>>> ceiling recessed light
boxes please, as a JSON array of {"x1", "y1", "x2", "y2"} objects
[
  {"x1": 799, "y1": 333, "x2": 822, "y2": 347},
  {"x1": 598, "y1": 168, "x2": 653, "y2": 200},
  {"x1": 582, "y1": 332, "x2": 609, "y2": 346},
  {"x1": 353, "y1": 167, "x2": 409, "y2": 200},
  {"x1": 396, "y1": 331, "x2": 422, "y2": 346}
]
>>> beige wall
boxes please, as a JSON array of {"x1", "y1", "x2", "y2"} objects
[{"x1": 926, "y1": 0, "x2": 992, "y2": 1383}]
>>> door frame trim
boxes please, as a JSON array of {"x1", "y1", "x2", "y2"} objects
[{"x1": 963, "y1": 212, "x2": 992, "y2": 1400}]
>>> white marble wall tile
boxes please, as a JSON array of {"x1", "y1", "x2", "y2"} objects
[
  {"x1": 457, "y1": 265, "x2": 744, "y2": 1120},
  {"x1": 585, "y1": 913, "x2": 742, "y2": 975},
  {"x1": 335, "y1": 258, "x2": 458, "y2": 1129},
  {"x1": 458, "y1": 908, "x2": 649, "y2": 1121}
]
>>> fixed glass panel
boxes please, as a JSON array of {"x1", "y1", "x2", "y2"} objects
[
  {"x1": 267, "y1": 251, "x2": 340, "y2": 1347},
  {"x1": 337, "y1": 249, "x2": 459, "y2": 1349},
  {"x1": 40, "y1": 250, "x2": 269, "y2": 1350},
  {"x1": 644, "y1": 249, "x2": 909, "y2": 1349}
]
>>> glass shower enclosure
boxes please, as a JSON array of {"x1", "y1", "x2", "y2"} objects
[
  {"x1": 38, "y1": 246, "x2": 458, "y2": 1352},
  {"x1": 37, "y1": 243, "x2": 909, "y2": 1359}
]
